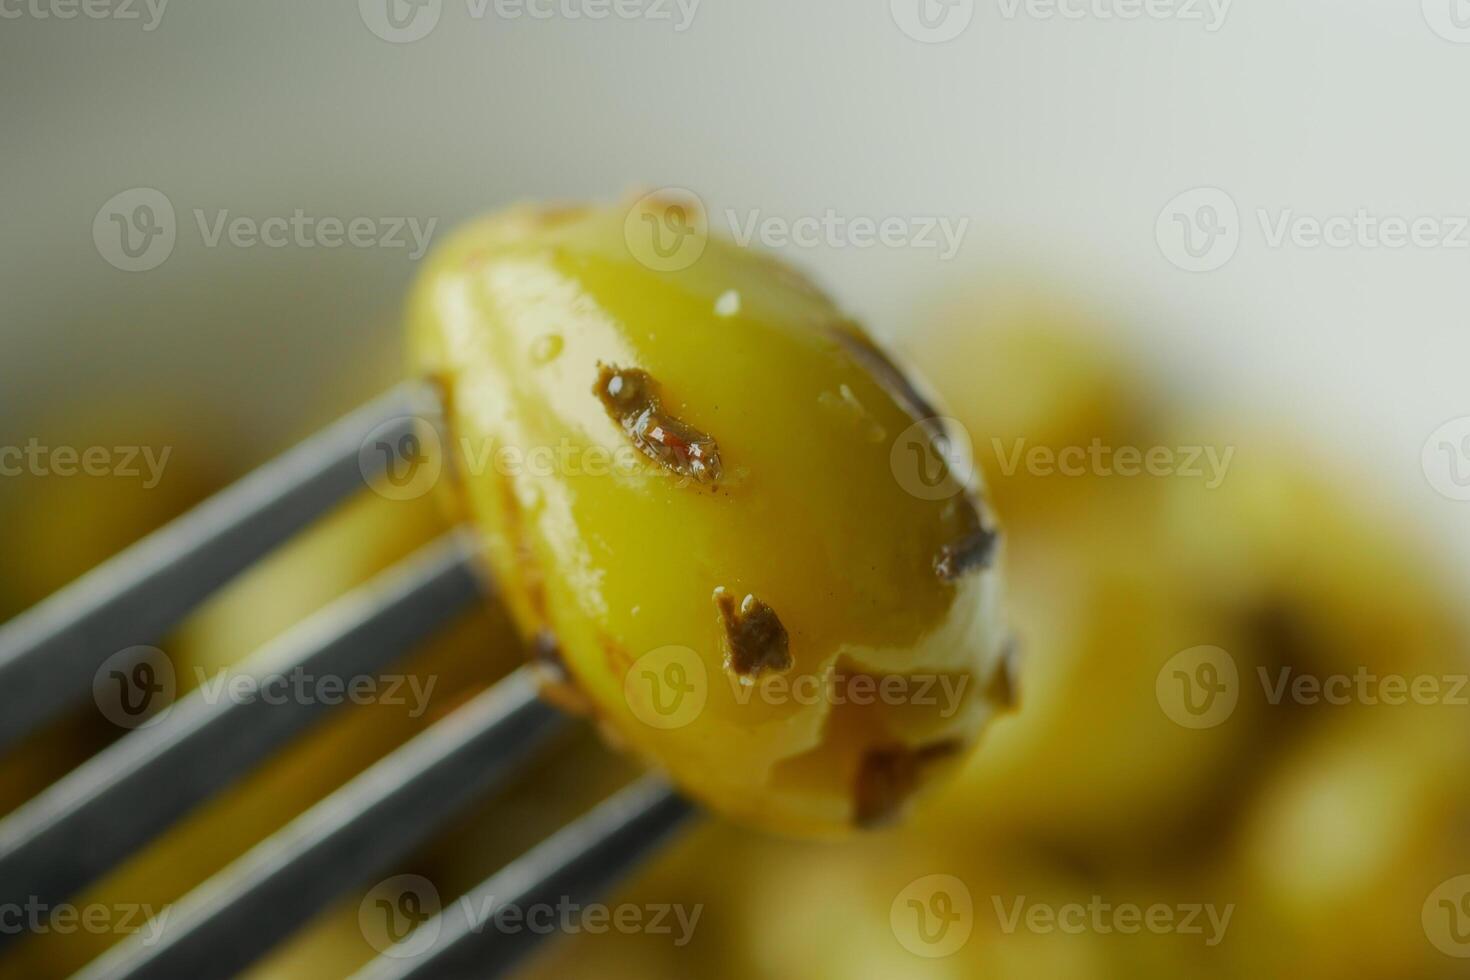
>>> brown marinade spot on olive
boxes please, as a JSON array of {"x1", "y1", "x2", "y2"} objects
[
  {"x1": 594, "y1": 364, "x2": 722, "y2": 485},
  {"x1": 713, "y1": 587, "x2": 792, "y2": 679},
  {"x1": 934, "y1": 525, "x2": 1000, "y2": 582},
  {"x1": 854, "y1": 740, "x2": 963, "y2": 828}
]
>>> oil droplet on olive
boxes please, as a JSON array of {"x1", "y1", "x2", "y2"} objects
[{"x1": 530, "y1": 333, "x2": 564, "y2": 365}]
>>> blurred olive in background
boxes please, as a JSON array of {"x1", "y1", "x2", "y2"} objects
[{"x1": 4, "y1": 288, "x2": 1468, "y2": 980}]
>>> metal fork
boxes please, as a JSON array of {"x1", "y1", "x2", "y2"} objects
[{"x1": 0, "y1": 384, "x2": 696, "y2": 979}]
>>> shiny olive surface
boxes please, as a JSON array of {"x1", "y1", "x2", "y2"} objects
[{"x1": 411, "y1": 199, "x2": 1011, "y2": 835}]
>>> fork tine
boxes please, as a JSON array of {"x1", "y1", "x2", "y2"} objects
[
  {"x1": 353, "y1": 777, "x2": 696, "y2": 980},
  {"x1": 0, "y1": 532, "x2": 482, "y2": 928},
  {"x1": 76, "y1": 668, "x2": 569, "y2": 980},
  {"x1": 0, "y1": 382, "x2": 435, "y2": 752}
]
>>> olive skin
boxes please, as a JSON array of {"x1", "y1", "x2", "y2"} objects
[{"x1": 411, "y1": 200, "x2": 1010, "y2": 836}]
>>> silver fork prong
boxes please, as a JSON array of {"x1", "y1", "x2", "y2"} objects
[
  {"x1": 353, "y1": 777, "x2": 696, "y2": 980},
  {"x1": 0, "y1": 382, "x2": 433, "y2": 752},
  {"x1": 77, "y1": 668, "x2": 570, "y2": 980},
  {"x1": 0, "y1": 532, "x2": 482, "y2": 931}
]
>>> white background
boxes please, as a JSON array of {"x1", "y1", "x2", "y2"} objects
[{"x1": 3, "y1": 0, "x2": 1467, "y2": 578}]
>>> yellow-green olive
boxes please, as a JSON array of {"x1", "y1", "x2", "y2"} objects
[{"x1": 410, "y1": 199, "x2": 1011, "y2": 836}]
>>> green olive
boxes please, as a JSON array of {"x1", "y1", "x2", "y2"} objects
[{"x1": 410, "y1": 198, "x2": 1012, "y2": 836}]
